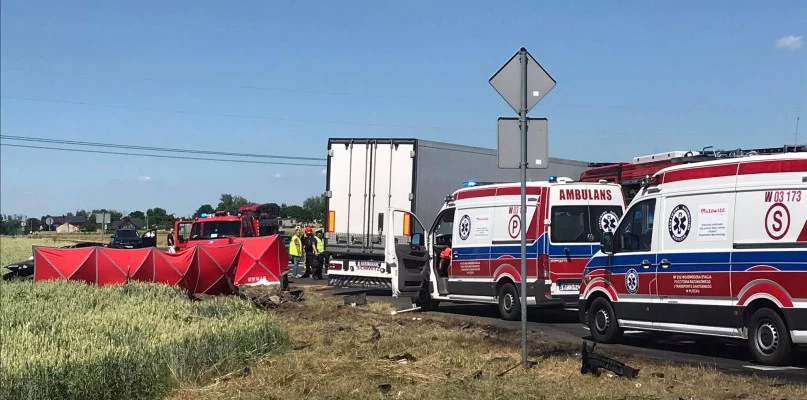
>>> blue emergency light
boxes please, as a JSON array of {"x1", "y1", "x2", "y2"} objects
[
  {"x1": 200, "y1": 213, "x2": 208, "y2": 218},
  {"x1": 463, "y1": 180, "x2": 478, "y2": 187},
  {"x1": 548, "y1": 176, "x2": 558, "y2": 183}
]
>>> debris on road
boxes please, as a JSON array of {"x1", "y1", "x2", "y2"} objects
[
  {"x1": 383, "y1": 353, "x2": 417, "y2": 364},
  {"x1": 292, "y1": 342, "x2": 311, "y2": 351},
  {"x1": 216, "y1": 366, "x2": 251, "y2": 383},
  {"x1": 390, "y1": 306, "x2": 421, "y2": 315},
  {"x1": 239, "y1": 286, "x2": 303, "y2": 308},
  {"x1": 364, "y1": 326, "x2": 381, "y2": 343},
  {"x1": 496, "y1": 363, "x2": 521, "y2": 377},
  {"x1": 580, "y1": 341, "x2": 640, "y2": 378},
  {"x1": 343, "y1": 292, "x2": 367, "y2": 306}
]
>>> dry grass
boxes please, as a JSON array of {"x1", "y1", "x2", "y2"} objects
[
  {"x1": 173, "y1": 285, "x2": 807, "y2": 400},
  {"x1": 0, "y1": 236, "x2": 75, "y2": 276}
]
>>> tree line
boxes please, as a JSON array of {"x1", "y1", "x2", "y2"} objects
[
  {"x1": 192, "y1": 193, "x2": 326, "y2": 224},
  {"x1": 0, "y1": 193, "x2": 327, "y2": 235}
]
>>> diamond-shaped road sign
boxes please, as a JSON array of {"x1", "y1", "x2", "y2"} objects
[
  {"x1": 497, "y1": 117, "x2": 548, "y2": 169},
  {"x1": 489, "y1": 49, "x2": 556, "y2": 115}
]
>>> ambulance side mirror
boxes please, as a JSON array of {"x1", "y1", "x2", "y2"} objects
[
  {"x1": 377, "y1": 213, "x2": 384, "y2": 233},
  {"x1": 411, "y1": 233, "x2": 424, "y2": 247},
  {"x1": 600, "y1": 232, "x2": 614, "y2": 255}
]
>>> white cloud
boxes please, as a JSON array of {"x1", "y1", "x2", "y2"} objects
[
  {"x1": 275, "y1": 173, "x2": 283, "y2": 178},
  {"x1": 321, "y1": 168, "x2": 327, "y2": 176},
  {"x1": 137, "y1": 176, "x2": 151, "y2": 182},
  {"x1": 775, "y1": 35, "x2": 803, "y2": 50}
]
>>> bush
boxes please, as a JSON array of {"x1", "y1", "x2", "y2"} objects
[{"x1": 0, "y1": 280, "x2": 287, "y2": 400}]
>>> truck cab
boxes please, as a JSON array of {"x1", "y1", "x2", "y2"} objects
[
  {"x1": 385, "y1": 177, "x2": 625, "y2": 320},
  {"x1": 173, "y1": 212, "x2": 254, "y2": 251},
  {"x1": 173, "y1": 204, "x2": 280, "y2": 251}
]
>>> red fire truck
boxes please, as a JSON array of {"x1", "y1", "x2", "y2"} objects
[
  {"x1": 173, "y1": 203, "x2": 281, "y2": 251},
  {"x1": 579, "y1": 145, "x2": 806, "y2": 202}
]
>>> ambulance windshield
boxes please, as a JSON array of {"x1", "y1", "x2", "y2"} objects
[{"x1": 551, "y1": 205, "x2": 623, "y2": 243}]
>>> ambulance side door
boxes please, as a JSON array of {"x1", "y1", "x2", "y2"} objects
[
  {"x1": 385, "y1": 209, "x2": 429, "y2": 298},
  {"x1": 608, "y1": 197, "x2": 660, "y2": 325}
]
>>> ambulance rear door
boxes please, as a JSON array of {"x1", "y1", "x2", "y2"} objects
[{"x1": 546, "y1": 184, "x2": 623, "y2": 295}]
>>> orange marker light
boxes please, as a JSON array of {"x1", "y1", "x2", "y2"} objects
[
  {"x1": 403, "y1": 213, "x2": 411, "y2": 236},
  {"x1": 327, "y1": 211, "x2": 336, "y2": 233}
]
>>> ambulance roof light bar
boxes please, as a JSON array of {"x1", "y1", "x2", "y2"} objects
[
  {"x1": 549, "y1": 176, "x2": 574, "y2": 183},
  {"x1": 462, "y1": 180, "x2": 505, "y2": 187}
]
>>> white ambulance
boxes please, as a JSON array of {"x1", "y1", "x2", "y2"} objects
[
  {"x1": 384, "y1": 177, "x2": 625, "y2": 320},
  {"x1": 579, "y1": 153, "x2": 807, "y2": 365}
]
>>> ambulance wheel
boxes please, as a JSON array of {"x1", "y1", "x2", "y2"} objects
[
  {"x1": 498, "y1": 282, "x2": 521, "y2": 321},
  {"x1": 415, "y1": 285, "x2": 439, "y2": 312},
  {"x1": 748, "y1": 308, "x2": 793, "y2": 366},
  {"x1": 588, "y1": 297, "x2": 622, "y2": 343}
]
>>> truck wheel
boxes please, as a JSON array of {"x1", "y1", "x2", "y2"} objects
[
  {"x1": 588, "y1": 297, "x2": 622, "y2": 343},
  {"x1": 748, "y1": 308, "x2": 793, "y2": 366},
  {"x1": 498, "y1": 282, "x2": 521, "y2": 321}
]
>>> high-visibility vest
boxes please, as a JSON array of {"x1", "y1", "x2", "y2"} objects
[
  {"x1": 289, "y1": 235, "x2": 302, "y2": 256},
  {"x1": 315, "y1": 236, "x2": 325, "y2": 253}
]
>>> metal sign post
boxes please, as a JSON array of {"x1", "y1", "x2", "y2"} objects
[
  {"x1": 490, "y1": 47, "x2": 555, "y2": 367},
  {"x1": 518, "y1": 48, "x2": 529, "y2": 367}
]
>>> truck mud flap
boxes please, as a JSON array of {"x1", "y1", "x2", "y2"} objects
[{"x1": 328, "y1": 275, "x2": 391, "y2": 290}]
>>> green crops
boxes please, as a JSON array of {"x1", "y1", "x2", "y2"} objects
[{"x1": 0, "y1": 280, "x2": 287, "y2": 400}]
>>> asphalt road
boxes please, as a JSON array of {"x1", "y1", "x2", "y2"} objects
[{"x1": 291, "y1": 276, "x2": 807, "y2": 384}]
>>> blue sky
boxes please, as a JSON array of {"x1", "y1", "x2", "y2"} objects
[{"x1": 1, "y1": 0, "x2": 805, "y2": 218}]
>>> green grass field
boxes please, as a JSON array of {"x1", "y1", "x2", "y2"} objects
[{"x1": 0, "y1": 237, "x2": 287, "y2": 400}]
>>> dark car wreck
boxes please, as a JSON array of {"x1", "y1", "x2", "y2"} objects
[
  {"x1": 2, "y1": 242, "x2": 105, "y2": 281},
  {"x1": 109, "y1": 228, "x2": 144, "y2": 249}
]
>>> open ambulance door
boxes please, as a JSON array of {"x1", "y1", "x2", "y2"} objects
[
  {"x1": 174, "y1": 220, "x2": 193, "y2": 251},
  {"x1": 384, "y1": 209, "x2": 429, "y2": 298}
]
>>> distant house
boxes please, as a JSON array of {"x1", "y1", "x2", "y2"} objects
[
  {"x1": 109, "y1": 217, "x2": 144, "y2": 231},
  {"x1": 51, "y1": 216, "x2": 86, "y2": 233},
  {"x1": 280, "y1": 218, "x2": 298, "y2": 228},
  {"x1": 55, "y1": 223, "x2": 80, "y2": 233}
]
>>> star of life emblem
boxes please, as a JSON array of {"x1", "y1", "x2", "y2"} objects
[
  {"x1": 625, "y1": 268, "x2": 639, "y2": 294},
  {"x1": 458, "y1": 215, "x2": 471, "y2": 240}
]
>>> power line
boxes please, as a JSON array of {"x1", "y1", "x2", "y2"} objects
[
  {"x1": 0, "y1": 96, "x2": 488, "y2": 132},
  {"x1": 0, "y1": 143, "x2": 327, "y2": 167},
  {"x1": 0, "y1": 135, "x2": 326, "y2": 161}
]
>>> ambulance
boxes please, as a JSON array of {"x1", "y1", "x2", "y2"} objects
[
  {"x1": 578, "y1": 153, "x2": 807, "y2": 365},
  {"x1": 384, "y1": 177, "x2": 625, "y2": 320}
]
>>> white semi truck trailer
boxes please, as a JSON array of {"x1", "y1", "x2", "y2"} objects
[{"x1": 324, "y1": 138, "x2": 592, "y2": 290}]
